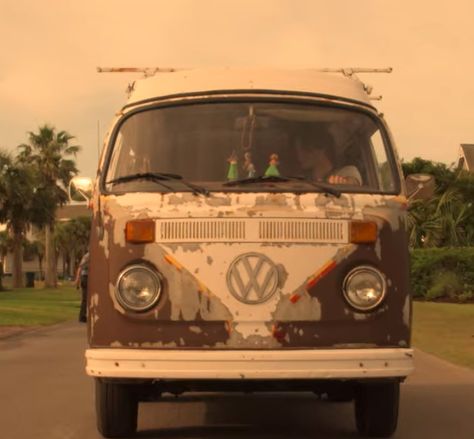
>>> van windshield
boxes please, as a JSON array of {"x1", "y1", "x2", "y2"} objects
[{"x1": 104, "y1": 102, "x2": 398, "y2": 193}]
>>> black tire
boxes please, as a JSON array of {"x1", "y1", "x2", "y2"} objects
[
  {"x1": 354, "y1": 381, "x2": 399, "y2": 438},
  {"x1": 95, "y1": 379, "x2": 138, "y2": 438}
]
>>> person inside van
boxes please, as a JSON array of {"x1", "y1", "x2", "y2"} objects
[{"x1": 295, "y1": 133, "x2": 362, "y2": 185}]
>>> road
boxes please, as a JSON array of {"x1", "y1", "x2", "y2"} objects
[{"x1": 0, "y1": 322, "x2": 473, "y2": 439}]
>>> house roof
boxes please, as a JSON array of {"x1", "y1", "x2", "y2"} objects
[{"x1": 459, "y1": 144, "x2": 474, "y2": 171}]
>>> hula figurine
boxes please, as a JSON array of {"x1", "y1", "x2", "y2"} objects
[
  {"x1": 243, "y1": 152, "x2": 256, "y2": 178},
  {"x1": 264, "y1": 153, "x2": 280, "y2": 177},
  {"x1": 226, "y1": 151, "x2": 239, "y2": 180}
]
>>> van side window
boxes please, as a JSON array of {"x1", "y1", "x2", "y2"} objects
[{"x1": 370, "y1": 130, "x2": 396, "y2": 192}]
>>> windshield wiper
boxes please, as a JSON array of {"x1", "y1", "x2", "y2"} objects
[
  {"x1": 223, "y1": 174, "x2": 341, "y2": 197},
  {"x1": 106, "y1": 172, "x2": 210, "y2": 196}
]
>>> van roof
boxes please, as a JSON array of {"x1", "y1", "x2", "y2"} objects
[{"x1": 126, "y1": 68, "x2": 374, "y2": 107}]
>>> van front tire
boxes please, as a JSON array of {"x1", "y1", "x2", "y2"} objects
[
  {"x1": 95, "y1": 379, "x2": 138, "y2": 438},
  {"x1": 354, "y1": 381, "x2": 399, "y2": 438}
]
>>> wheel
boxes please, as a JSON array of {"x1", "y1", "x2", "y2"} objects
[
  {"x1": 354, "y1": 381, "x2": 399, "y2": 438},
  {"x1": 95, "y1": 379, "x2": 138, "y2": 438}
]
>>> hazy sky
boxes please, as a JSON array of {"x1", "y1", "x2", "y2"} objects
[{"x1": 1, "y1": 0, "x2": 473, "y2": 178}]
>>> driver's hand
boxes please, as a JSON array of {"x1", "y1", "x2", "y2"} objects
[
  {"x1": 328, "y1": 174, "x2": 349, "y2": 184},
  {"x1": 328, "y1": 175, "x2": 360, "y2": 185}
]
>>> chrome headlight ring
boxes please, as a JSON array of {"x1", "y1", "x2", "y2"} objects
[
  {"x1": 115, "y1": 264, "x2": 163, "y2": 312},
  {"x1": 343, "y1": 265, "x2": 387, "y2": 312}
]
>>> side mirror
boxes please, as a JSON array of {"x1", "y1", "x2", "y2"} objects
[
  {"x1": 405, "y1": 173, "x2": 435, "y2": 201},
  {"x1": 69, "y1": 177, "x2": 93, "y2": 203}
]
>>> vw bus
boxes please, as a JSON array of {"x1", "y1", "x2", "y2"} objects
[{"x1": 81, "y1": 68, "x2": 414, "y2": 438}]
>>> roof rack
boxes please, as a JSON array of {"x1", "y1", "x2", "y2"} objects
[
  {"x1": 316, "y1": 67, "x2": 392, "y2": 76},
  {"x1": 97, "y1": 66, "x2": 393, "y2": 100},
  {"x1": 97, "y1": 66, "x2": 392, "y2": 76},
  {"x1": 315, "y1": 68, "x2": 393, "y2": 101},
  {"x1": 97, "y1": 67, "x2": 186, "y2": 77}
]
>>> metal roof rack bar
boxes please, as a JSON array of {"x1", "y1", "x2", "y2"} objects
[
  {"x1": 316, "y1": 67, "x2": 393, "y2": 76},
  {"x1": 97, "y1": 67, "x2": 187, "y2": 77}
]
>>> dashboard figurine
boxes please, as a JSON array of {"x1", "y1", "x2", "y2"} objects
[
  {"x1": 264, "y1": 153, "x2": 280, "y2": 177},
  {"x1": 243, "y1": 152, "x2": 256, "y2": 178},
  {"x1": 226, "y1": 151, "x2": 239, "y2": 180}
]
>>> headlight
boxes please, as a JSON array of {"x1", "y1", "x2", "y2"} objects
[
  {"x1": 116, "y1": 265, "x2": 162, "y2": 312},
  {"x1": 343, "y1": 266, "x2": 387, "y2": 311}
]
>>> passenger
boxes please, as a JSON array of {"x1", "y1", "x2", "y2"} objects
[
  {"x1": 75, "y1": 251, "x2": 90, "y2": 323},
  {"x1": 295, "y1": 135, "x2": 362, "y2": 185}
]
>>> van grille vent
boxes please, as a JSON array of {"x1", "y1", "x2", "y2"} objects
[
  {"x1": 258, "y1": 219, "x2": 346, "y2": 242},
  {"x1": 157, "y1": 219, "x2": 348, "y2": 243},
  {"x1": 159, "y1": 220, "x2": 245, "y2": 242}
]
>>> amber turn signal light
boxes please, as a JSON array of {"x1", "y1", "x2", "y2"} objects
[
  {"x1": 350, "y1": 221, "x2": 377, "y2": 244},
  {"x1": 125, "y1": 220, "x2": 155, "y2": 243}
]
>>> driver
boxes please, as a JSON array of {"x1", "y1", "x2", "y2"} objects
[{"x1": 295, "y1": 133, "x2": 362, "y2": 185}]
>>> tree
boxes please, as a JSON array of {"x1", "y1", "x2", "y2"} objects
[
  {"x1": 54, "y1": 222, "x2": 72, "y2": 278},
  {"x1": 30, "y1": 239, "x2": 45, "y2": 281},
  {"x1": 0, "y1": 151, "x2": 36, "y2": 287},
  {"x1": 404, "y1": 158, "x2": 474, "y2": 248},
  {"x1": 17, "y1": 125, "x2": 80, "y2": 288},
  {"x1": 0, "y1": 231, "x2": 12, "y2": 291},
  {"x1": 54, "y1": 216, "x2": 91, "y2": 278},
  {"x1": 402, "y1": 157, "x2": 457, "y2": 193}
]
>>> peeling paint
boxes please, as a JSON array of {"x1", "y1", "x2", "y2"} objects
[
  {"x1": 353, "y1": 312, "x2": 369, "y2": 321},
  {"x1": 214, "y1": 324, "x2": 282, "y2": 349},
  {"x1": 403, "y1": 295, "x2": 410, "y2": 327},
  {"x1": 89, "y1": 189, "x2": 410, "y2": 350},
  {"x1": 273, "y1": 291, "x2": 322, "y2": 321},
  {"x1": 332, "y1": 343, "x2": 378, "y2": 349},
  {"x1": 91, "y1": 293, "x2": 99, "y2": 307},
  {"x1": 140, "y1": 341, "x2": 178, "y2": 348}
]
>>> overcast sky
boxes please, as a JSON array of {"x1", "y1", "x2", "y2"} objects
[{"x1": 1, "y1": 0, "x2": 473, "y2": 178}]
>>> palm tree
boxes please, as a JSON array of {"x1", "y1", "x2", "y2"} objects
[
  {"x1": 54, "y1": 221, "x2": 74, "y2": 278},
  {"x1": 407, "y1": 198, "x2": 443, "y2": 248},
  {"x1": 69, "y1": 216, "x2": 92, "y2": 269},
  {"x1": 29, "y1": 239, "x2": 45, "y2": 280},
  {"x1": 0, "y1": 231, "x2": 12, "y2": 291},
  {"x1": 54, "y1": 216, "x2": 91, "y2": 279},
  {"x1": 0, "y1": 151, "x2": 36, "y2": 287},
  {"x1": 17, "y1": 125, "x2": 80, "y2": 288}
]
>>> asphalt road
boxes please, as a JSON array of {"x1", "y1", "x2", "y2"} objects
[{"x1": 0, "y1": 322, "x2": 473, "y2": 439}]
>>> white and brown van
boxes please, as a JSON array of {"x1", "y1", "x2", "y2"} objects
[{"x1": 77, "y1": 68, "x2": 414, "y2": 437}]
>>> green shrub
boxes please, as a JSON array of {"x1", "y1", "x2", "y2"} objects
[
  {"x1": 410, "y1": 247, "x2": 474, "y2": 302},
  {"x1": 425, "y1": 271, "x2": 463, "y2": 300},
  {"x1": 457, "y1": 291, "x2": 473, "y2": 303}
]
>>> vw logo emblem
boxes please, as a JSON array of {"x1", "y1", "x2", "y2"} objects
[{"x1": 226, "y1": 252, "x2": 279, "y2": 304}]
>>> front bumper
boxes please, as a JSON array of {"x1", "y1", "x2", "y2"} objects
[{"x1": 86, "y1": 348, "x2": 414, "y2": 380}]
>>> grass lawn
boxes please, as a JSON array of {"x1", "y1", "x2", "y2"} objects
[
  {"x1": 0, "y1": 284, "x2": 81, "y2": 326},
  {"x1": 413, "y1": 301, "x2": 474, "y2": 369}
]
